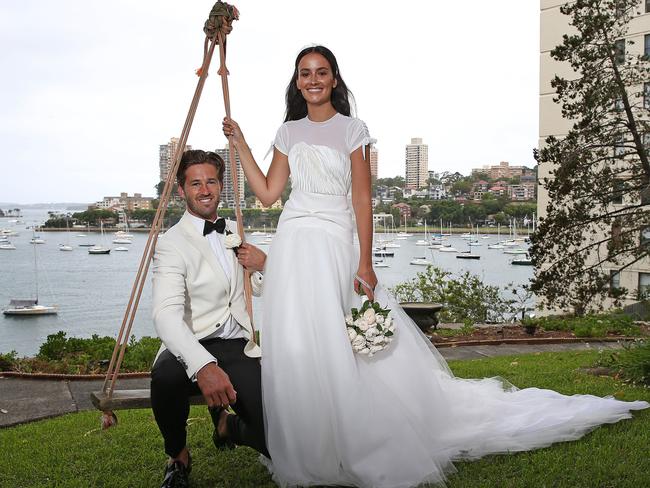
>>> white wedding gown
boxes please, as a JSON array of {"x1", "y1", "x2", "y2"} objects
[{"x1": 260, "y1": 113, "x2": 648, "y2": 488}]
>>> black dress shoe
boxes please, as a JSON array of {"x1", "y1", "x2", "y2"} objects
[
  {"x1": 160, "y1": 453, "x2": 191, "y2": 488},
  {"x1": 209, "y1": 406, "x2": 236, "y2": 451}
]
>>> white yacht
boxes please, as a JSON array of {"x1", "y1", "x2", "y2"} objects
[{"x1": 3, "y1": 300, "x2": 58, "y2": 316}]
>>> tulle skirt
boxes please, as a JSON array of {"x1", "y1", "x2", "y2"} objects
[{"x1": 260, "y1": 190, "x2": 648, "y2": 488}]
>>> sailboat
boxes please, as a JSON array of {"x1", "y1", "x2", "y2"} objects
[
  {"x1": 59, "y1": 218, "x2": 73, "y2": 251},
  {"x1": 416, "y1": 220, "x2": 429, "y2": 246},
  {"x1": 3, "y1": 240, "x2": 58, "y2": 315},
  {"x1": 511, "y1": 253, "x2": 533, "y2": 266},
  {"x1": 395, "y1": 216, "x2": 413, "y2": 238},
  {"x1": 89, "y1": 221, "x2": 111, "y2": 254},
  {"x1": 113, "y1": 213, "x2": 133, "y2": 244},
  {"x1": 488, "y1": 224, "x2": 505, "y2": 249},
  {"x1": 468, "y1": 224, "x2": 482, "y2": 247}
]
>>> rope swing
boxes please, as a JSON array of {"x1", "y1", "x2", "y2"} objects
[{"x1": 92, "y1": 2, "x2": 251, "y2": 429}]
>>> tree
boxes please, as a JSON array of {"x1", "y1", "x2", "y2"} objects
[
  {"x1": 376, "y1": 176, "x2": 405, "y2": 188},
  {"x1": 72, "y1": 209, "x2": 118, "y2": 226},
  {"x1": 531, "y1": 0, "x2": 650, "y2": 314},
  {"x1": 451, "y1": 179, "x2": 472, "y2": 195},
  {"x1": 472, "y1": 171, "x2": 491, "y2": 182}
]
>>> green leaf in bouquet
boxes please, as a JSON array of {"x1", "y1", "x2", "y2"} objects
[
  {"x1": 377, "y1": 325, "x2": 383, "y2": 332},
  {"x1": 385, "y1": 331, "x2": 394, "y2": 336},
  {"x1": 351, "y1": 307, "x2": 358, "y2": 318}
]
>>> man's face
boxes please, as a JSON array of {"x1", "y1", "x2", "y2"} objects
[{"x1": 178, "y1": 163, "x2": 221, "y2": 221}]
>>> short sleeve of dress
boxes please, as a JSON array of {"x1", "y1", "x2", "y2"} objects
[
  {"x1": 346, "y1": 118, "x2": 371, "y2": 154},
  {"x1": 274, "y1": 123, "x2": 290, "y2": 155}
]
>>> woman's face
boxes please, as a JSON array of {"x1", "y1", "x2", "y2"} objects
[{"x1": 296, "y1": 52, "x2": 337, "y2": 107}]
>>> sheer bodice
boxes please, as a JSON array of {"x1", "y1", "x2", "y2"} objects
[{"x1": 274, "y1": 113, "x2": 370, "y2": 196}]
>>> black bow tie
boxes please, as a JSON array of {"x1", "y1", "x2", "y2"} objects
[{"x1": 203, "y1": 218, "x2": 227, "y2": 236}]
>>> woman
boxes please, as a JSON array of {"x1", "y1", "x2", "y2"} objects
[{"x1": 222, "y1": 45, "x2": 648, "y2": 488}]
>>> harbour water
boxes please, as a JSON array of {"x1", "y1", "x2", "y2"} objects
[{"x1": 0, "y1": 209, "x2": 533, "y2": 356}]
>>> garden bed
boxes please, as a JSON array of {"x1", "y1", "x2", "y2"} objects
[{"x1": 429, "y1": 323, "x2": 650, "y2": 345}]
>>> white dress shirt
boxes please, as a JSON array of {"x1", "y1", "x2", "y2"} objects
[{"x1": 187, "y1": 212, "x2": 246, "y2": 341}]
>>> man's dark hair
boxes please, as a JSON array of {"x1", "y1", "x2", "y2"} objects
[{"x1": 177, "y1": 149, "x2": 225, "y2": 187}]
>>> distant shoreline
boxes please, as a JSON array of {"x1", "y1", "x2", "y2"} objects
[{"x1": 36, "y1": 226, "x2": 531, "y2": 236}]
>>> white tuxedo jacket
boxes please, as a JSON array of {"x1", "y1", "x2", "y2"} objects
[{"x1": 152, "y1": 211, "x2": 262, "y2": 379}]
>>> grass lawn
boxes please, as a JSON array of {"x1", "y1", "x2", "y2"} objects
[{"x1": 1, "y1": 350, "x2": 648, "y2": 488}]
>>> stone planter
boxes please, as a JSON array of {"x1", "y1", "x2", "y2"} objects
[{"x1": 400, "y1": 303, "x2": 444, "y2": 333}]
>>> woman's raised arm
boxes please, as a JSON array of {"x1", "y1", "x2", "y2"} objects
[{"x1": 222, "y1": 117, "x2": 289, "y2": 207}]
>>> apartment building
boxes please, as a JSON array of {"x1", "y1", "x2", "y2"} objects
[{"x1": 539, "y1": 0, "x2": 650, "y2": 305}]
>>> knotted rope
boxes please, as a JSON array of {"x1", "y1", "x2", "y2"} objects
[{"x1": 99, "y1": 1, "x2": 250, "y2": 429}]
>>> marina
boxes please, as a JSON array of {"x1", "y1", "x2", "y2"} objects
[{"x1": 1, "y1": 209, "x2": 533, "y2": 356}]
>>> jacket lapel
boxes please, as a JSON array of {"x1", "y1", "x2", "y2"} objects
[{"x1": 179, "y1": 214, "x2": 230, "y2": 292}]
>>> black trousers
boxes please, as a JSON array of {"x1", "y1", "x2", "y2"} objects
[{"x1": 150, "y1": 338, "x2": 268, "y2": 458}]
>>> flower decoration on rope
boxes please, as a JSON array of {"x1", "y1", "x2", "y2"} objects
[{"x1": 203, "y1": 1, "x2": 239, "y2": 41}]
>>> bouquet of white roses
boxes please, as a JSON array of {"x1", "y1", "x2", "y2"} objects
[{"x1": 345, "y1": 298, "x2": 394, "y2": 357}]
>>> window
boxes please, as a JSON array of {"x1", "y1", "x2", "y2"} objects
[
  {"x1": 615, "y1": 39, "x2": 625, "y2": 64},
  {"x1": 641, "y1": 226, "x2": 650, "y2": 247},
  {"x1": 614, "y1": 135, "x2": 626, "y2": 157},
  {"x1": 641, "y1": 185, "x2": 650, "y2": 206},
  {"x1": 645, "y1": 35, "x2": 650, "y2": 60},
  {"x1": 614, "y1": 97, "x2": 624, "y2": 111},
  {"x1": 610, "y1": 270, "x2": 621, "y2": 295},
  {"x1": 611, "y1": 220, "x2": 623, "y2": 248},
  {"x1": 645, "y1": 83, "x2": 650, "y2": 110},
  {"x1": 639, "y1": 273, "x2": 650, "y2": 299},
  {"x1": 612, "y1": 180, "x2": 625, "y2": 205},
  {"x1": 647, "y1": 0, "x2": 650, "y2": 13}
]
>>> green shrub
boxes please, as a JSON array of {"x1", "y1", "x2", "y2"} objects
[
  {"x1": 0, "y1": 351, "x2": 17, "y2": 371},
  {"x1": 30, "y1": 332, "x2": 162, "y2": 374},
  {"x1": 597, "y1": 340, "x2": 650, "y2": 386},
  {"x1": 122, "y1": 335, "x2": 161, "y2": 371},
  {"x1": 37, "y1": 331, "x2": 69, "y2": 360},
  {"x1": 525, "y1": 312, "x2": 640, "y2": 337},
  {"x1": 391, "y1": 266, "x2": 511, "y2": 323}
]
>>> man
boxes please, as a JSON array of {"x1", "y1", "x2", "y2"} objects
[{"x1": 151, "y1": 149, "x2": 268, "y2": 488}]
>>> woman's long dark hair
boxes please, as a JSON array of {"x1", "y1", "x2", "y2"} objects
[{"x1": 284, "y1": 45, "x2": 355, "y2": 122}]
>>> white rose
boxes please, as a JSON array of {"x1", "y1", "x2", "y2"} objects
[
  {"x1": 224, "y1": 232, "x2": 242, "y2": 249},
  {"x1": 348, "y1": 328, "x2": 358, "y2": 341},
  {"x1": 356, "y1": 318, "x2": 370, "y2": 331},
  {"x1": 372, "y1": 335, "x2": 385, "y2": 345},
  {"x1": 376, "y1": 314, "x2": 385, "y2": 325},
  {"x1": 369, "y1": 345, "x2": 384, "y2": 354},
  {"x1": 365, "y1": 327, "x2": 379, "y2": 339},
  {"x1": 358, "y1": 347, "x2": 370, "y2": 355},
  {"x1": 351, "y1": 335, "x2": 366, "y2": 350},
  {"x1": 363, "y1": 308, "x2": 376, "y2": 325},
  {"x1": 345, "y1": 314, "x2": 354, "y2": 326}
]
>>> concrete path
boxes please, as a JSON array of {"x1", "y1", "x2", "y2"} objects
[{"x1": 0, "y1": 341, "x2": 623, "y2": 429}]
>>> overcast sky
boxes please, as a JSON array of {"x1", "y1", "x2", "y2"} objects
[{"x1": 0, "y1": 1, "x2": 540, "y2": 204}]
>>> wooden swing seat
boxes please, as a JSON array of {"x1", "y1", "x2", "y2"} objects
[{"x1": 90, "y1": 389, "x2": 206, "y2": 411}]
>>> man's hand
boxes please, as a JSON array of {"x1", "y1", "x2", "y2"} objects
[
  {"x1": 236, "y1": 242, "x2": 266, "y2": 272},
  {"x1": 196, "y1": 363, "x2": 237, "y2": 408}
]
